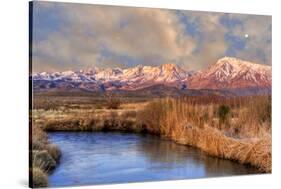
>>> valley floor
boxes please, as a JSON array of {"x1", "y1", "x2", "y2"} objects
[{"x1": 30, "y1": 94, "x2": 272, "y2": 187}]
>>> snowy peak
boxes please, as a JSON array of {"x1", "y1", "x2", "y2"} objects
[
  {"x1": 188, "y1": 57, "x2": 271, "y2": 89},
  {"x1": 160, "y1": 63, "x2": 180, "y2": 71},
  {"x1": 33, "y1": 63, "x2": 190, "y2": 88},
  {"x1": 32, "y1": 57, "x2": 272, "y2": 93},
  {"x1": 149, "y1": 63, "x2": 188, "y2": 82},
  {"x1": 209, "y1": 57, "x2": 271, "y2": 81},
  {"x1": 215, "y1": 57, "x2": 270, "y2": 71},
  {"x1": 95, "y1": 68, "x2": 123, "y2": 81}
]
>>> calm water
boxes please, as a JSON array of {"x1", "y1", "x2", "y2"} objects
[{"x1": 48, "y1": 132, "x2": 259, "y2": 187}]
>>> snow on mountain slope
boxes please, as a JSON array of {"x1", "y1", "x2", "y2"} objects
[
  {"x1": 187, "y1": 57, "x2": 271, "y2": 89},
  {"x1": 32, "y1": 57, "x2": 272, "y2": 93},
  {"x1": 33, "y1": 63, "x2": 191, "y2": 90}
]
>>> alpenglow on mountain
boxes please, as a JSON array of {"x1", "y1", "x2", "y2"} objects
[{"x1": 32, "y1": 57, "x2": 271, "y2": 95}]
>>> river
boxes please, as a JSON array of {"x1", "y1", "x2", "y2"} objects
[{"x1": 48, "y1": 132, "x2": 259, "y2": 187}]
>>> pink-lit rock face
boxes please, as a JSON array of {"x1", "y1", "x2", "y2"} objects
[
  {"x1": 32, "y1": 57, "x2": 271, "y2": 93},
  {"x1": 187, "y1": 57, "x2": 271, "y2": 89}
]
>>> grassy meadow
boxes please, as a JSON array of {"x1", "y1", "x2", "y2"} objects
[{"x1": 30, "y1": 93, "x2": 271, "y2": 187}]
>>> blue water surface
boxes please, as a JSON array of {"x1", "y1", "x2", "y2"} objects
[{"x1": 48, "y1": 132, "x2": 259, "y2": 187}]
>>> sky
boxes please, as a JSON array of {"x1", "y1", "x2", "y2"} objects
[{"x1": 31, "y1": 1, "x2": 272, "y2": 72}]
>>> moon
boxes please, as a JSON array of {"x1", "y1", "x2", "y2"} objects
[{"x1": 245, "y1": 34, "x2": 249, "y2": 38}]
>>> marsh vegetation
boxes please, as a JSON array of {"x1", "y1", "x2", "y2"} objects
[{"x1": 30, "y1": 93, "x2": 271, "y2": 187}]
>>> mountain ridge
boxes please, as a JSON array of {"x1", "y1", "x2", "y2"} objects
[
  {"x1": 187, "y1": 57, "x2": 271, "y2": 89},
  {"x1": 32, "y1": 57, "x2": 271, "y2": 95}
]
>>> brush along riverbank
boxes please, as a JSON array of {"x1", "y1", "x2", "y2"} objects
[
  {"x1": 30, "y1": 126, "x2": 61, "y2": 188},
  {"x1": 36, "y1": 96, "x2": 271, "y2": 173}
]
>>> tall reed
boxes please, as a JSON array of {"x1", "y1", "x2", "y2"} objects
[{"x1": 137, "y1": 96, "x2": 271, "y2": 172}]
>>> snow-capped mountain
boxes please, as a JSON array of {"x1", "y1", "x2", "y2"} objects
[
  {"x1": 93, "y1": 63, "x2": 189, "y2": 83},
  {"x1": 187, "y1": 57, "x2": 271, "y2": 90},
  {"x1": 32, "y1": 57, "x2": 272, "y2": 95},
  {"x1": 33, "y1": 63, "x2": 191, "y2": 91}
]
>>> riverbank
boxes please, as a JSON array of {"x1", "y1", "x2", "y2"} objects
[
  {"x1": 43, "y1": 120, "x2": 271, "y2": 173},
  {"x1": 138, "y1": 97, "x2": 271, "y2": 173},
  {"x1": 30, "y1": 126, "x2": 61, "y2": 187},
  {"x1": 32, "y1": 94, "x2": 271, "y2": 185},
  {"x1": 48, "y1": 132, "x2": 260, "y2": 187},
  {"x1": 35, "y1": 96, "x2": 271, "y2": 173}
]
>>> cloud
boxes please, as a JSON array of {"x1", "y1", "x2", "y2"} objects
[
  {"x1": 32, "y1": 1, "x2": 271, "y2": 72},
  {"x1": 177, "y1": 11, "x2": 229, "y2": 69},
  {"x1": 175, "y1": 11, "x2": 271, "y2": 69},
  {"x1": 224, "y1": 14, "x2": 272, "y2": 65},
  {"x1": 33, "y1": 2, "x2": 196, "y2": 72}
]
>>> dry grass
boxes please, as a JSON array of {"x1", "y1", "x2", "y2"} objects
[
  {"x1": 137, "y1": 96, "x2": 272, "y2": 172},
  {"x1": 46, "y1": 144, "x2": 61, "y2": 163},
  {"x1": 30, "y1": 125, "x2": 62, "y2": 186},
  {"x1": 32, "y1": 95, "x2": 271, "y2": 173},
  {"x1": 106, "y1": 97, "x2": 121, "y2": 109},
  {"x1": 32, "y1": 150, "x2": 57, "y2": 172},
  {"x1": 174, "y1": 125, "x2": 271, "y2": 172},
  {"x1": 32, "y1": 167, "x2": 48, "y2": 188},
  {"x1": 34, "y1": 106, "x2": 140, "y2": 132},
  {"x1": 31, "y1": 126, "x2": 48, "y2": 145}
]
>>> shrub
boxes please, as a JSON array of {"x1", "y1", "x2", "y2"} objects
[
  {"x1": 32, "y1": 150, "x2": 56, "y2": 172},
  {"x1": 218, "y1": 105, "x2": 230, "y2": 124},
  {"x1": 251, "y1": 96, "x2": 271, "y2": 124},
  {"x1": 137, "y1": 97, "x2": 271, "y2": 172},
  {"x1": 95, "y1": 103, "x2": 103, "y2": 109},
  {"x1": 32, "y1": 167, "x2": 48, "y2": 188},
  {"x1": 46, "y1": 144, "x2": 61, "y2": 163},
  {"x1": 32, "y1": 141, "x2": 45, "y2": 151},
  {"x1": 106, "y1": 98, "x2": 121, "y2": 109},
  {"x1": 32, "y1": 126, "x2": 48, "y2": 145},
  {"x1": 136, "y1": 100, "x2": 166, "y2": 134}
]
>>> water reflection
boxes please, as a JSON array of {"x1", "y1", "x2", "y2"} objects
[
  {"x1": 137, "y1": 135, "x2": 258, "y2": 175},
  {"x1": 136, "y1": 134, "x2": 258, "y2": 176},
  {"x1": 48, "y1": 132, "x2": 259, "y2": 187}
]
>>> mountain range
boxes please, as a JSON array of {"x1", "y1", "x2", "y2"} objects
[{"x1": 32, "y1": 57, "x2": 272, "y2": 96}]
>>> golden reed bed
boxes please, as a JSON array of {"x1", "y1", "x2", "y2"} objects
[{"x1": 33, "y1": 95, "x2": 272, "y2": 180}]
